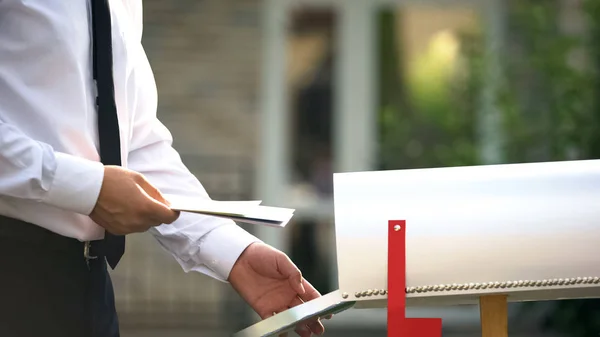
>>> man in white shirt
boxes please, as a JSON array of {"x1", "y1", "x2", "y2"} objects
[{"x1": 0, "y1": 1, "x2": 325, "y2": 336}]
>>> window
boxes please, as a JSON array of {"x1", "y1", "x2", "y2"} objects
[{"x1": 286, "y1": 8, "x2": 337, "y2": 200}]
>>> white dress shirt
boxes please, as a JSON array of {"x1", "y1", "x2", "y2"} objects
[{"x1": 0, "y1": 0, "x2": 258, "y2": 282}]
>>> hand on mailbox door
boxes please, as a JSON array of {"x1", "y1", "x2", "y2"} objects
[{"x1": 228, "y1": 242, "x2": 326, "y2": 336}]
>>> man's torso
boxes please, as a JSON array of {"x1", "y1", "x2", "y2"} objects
[{"x1": 0, "y1": 0, "x2": 155, "y2": 241}]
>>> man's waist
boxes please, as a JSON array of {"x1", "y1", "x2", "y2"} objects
[
  {"x1": 0, "y1": 214, "x2": 107, "y2": 258},
  {"x1": 0, "y1": 201, "x2": 104, "y2": 241}
]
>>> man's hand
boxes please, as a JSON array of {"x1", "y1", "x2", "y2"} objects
[
  {"x1": 90, "y1": 165, "x2": 179, "y2": 235},
  {"x1": 229, "y1": 242, "x2": 326, "y2": 337}
]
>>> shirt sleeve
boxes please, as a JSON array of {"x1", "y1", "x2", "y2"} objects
[
  {"x1": 127, "y1": 117, "x2": 260, "y2": 282},
  {"x1": 0, "y1": 120, "x2": 105, "y2": 215},
  {"x1": 121, "y1": 0, "x2": 143, "y2": 42},
  {"x1": 123, "y1": 1, "x2": 259, "y2": 282}
]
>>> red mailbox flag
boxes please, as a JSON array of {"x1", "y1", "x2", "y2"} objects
[{"x1": 388, "y1": 220, "x2": 442, "y2": 337}]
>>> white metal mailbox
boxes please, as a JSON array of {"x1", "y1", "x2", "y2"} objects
[
  {"x1": 334, "y1": 159, "x2": 600, "y2": 307},
  {"x1": 234, "y1": 159, "x2": 600, "y2": 336}
]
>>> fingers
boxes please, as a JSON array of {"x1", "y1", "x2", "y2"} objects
[
  {"x1": 294, "y1": 325, "x2": 311, "y2": 337},
  {"x1": 135, "y1": 174, "x2": 164, "y2": 202},
  {"x1": 288, "y1": 296, "x2": 324, "y2": 336},
  {"x1": 148, "y1": 198, "x2": 179, "y2": 224},
  {"x1": 278, "y1": 254, "x2": 326, "y2": 335},
  {"x1": 93, "y1": 167, "x2": 181, "y2": 235},
  {"x1": 135, "y1": 175, "x2": 179, "y2": 224},
  {"x1": 275, "y1": 314, "x2": 289, "y2": 337},
  {"x1": 277, "y1": 254, "x2": 305, "y2": 295},
  {"x1": 258, "y1": 307, "x2": 287, "y2": 321},
  {"x1": 307, "y1": 318, "x2": 325, "y2": 335},
  {"x1": 273, "y1": 311, "x2": 288, "y2": 337},
  {"x1": 295, "y1": 279, "x2": 327, "y2": 334},
  {"x1": 289, "y1": 297, "x2": 311, "y2": 336},
  {"x1": 298, "y1": 278, "x2": 321, "y2": 303}
]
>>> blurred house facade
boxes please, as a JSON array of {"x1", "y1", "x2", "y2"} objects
[
  {"x1": 113, "y1": 0, "x2": 263, "y2": 334},
  {"x1": 114, "y1": 0, "x2": 594, "y2": 336}
]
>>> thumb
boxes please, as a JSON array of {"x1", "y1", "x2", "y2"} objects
[
  {"x1": 134, "y1": 177, "x2": 179, "y2": 224},
  {"x1": 136, "y1": 174, "x2": 168, "y2": 204},
  {"x1": 136, "y1": 185, "x2": 180, "y2": 224},
  {"x1": 278, "y1": 254, "x2": 306, "y2": 295}
]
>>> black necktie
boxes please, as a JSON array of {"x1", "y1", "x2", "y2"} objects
[{"x1": 91, "y1": 0, "x2": 125, "y2": 269}]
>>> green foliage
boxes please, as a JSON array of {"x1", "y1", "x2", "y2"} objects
[
  {"x1": 377, "y1": 9, "x2": 479, "y2": 170},
  {"x1": 377, "y1": 1, "x2": 600, "y2": 335},
  {"x1": 458, "y1": 1, "x2": 600, "y2": 334},
  {"x1": 497, "y1": 0, "x2": 596, "y2": 162},
  {"x1": 519, "y1": 0, "x2": 600, "y2": 334},
  {"x1": 583, "y1": 0, "x2": 600, "y2": 158}
]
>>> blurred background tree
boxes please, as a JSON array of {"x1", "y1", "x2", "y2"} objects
[
  {"x1": 377, "y1": 0, "x2": 600, "y2": 335},
  {"x1": 378, "y1": 8, "x2": 479, "y2": 171},
  {"x1": 498, "y1": 0, "x2": 596, "y2": 162},
  {"x1": 498, "y1": 0, "x2": 600, "y2": 335}
]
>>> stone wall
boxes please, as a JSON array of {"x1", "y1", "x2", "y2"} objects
[{"x1": 143, "y1": 0, "x2": 261, "y2": 158}]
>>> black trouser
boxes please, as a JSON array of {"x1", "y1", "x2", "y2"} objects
[{"x1": 0, "y1": 215, "x2": 120, "y2": 337}]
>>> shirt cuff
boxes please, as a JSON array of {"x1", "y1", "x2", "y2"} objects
[
  {"x1": 196, "y1": 223, "x2": 261, "y2": 282},
  {"x1": 43, "y1": 152, "x2": 105, "y2": 215}
]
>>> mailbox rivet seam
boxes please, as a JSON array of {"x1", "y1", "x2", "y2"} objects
[{"x1": 353, "y1": 277, "x2": 600, "y2": 298}]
